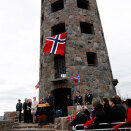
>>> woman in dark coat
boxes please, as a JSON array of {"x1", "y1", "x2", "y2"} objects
[
  {"x1": 92, "y1": 102, "x2": 106, "y2": 127},
  {"x1": 102, "y1": 98, "x2": 111, "y2": 122},
  {"x1": 108, "y1": 98, "x2": 126, "y2": 123}
]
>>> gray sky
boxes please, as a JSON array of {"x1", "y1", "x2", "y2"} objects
[{"x1": 0, "y1": 0, "x2": 131, "y2": 115}]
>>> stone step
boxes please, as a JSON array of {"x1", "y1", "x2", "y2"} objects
[
  {"x1": 12, "y1": 123, "x2": 56, "y2": 131},
  {"x1": 13, "y1": 123, "x2": 38, "y2": 129},
  {"x1": 11, "y1": 128, "x2": 55, "y2": 131}
]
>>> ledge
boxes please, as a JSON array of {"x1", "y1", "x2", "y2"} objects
[{"x1": 50, "y1": 77, "x2": 69, "y2": 82}]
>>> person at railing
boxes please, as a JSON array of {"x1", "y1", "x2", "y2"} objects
[
  {"x1": 125, "y1": 99, "x2": 131, "y2": 123},
  {"x1": 91, "y1": 102, "x2": 106, "y2": 127},
  {"x1": 102, "y1": 98, "x2": 111, "y2": 122},
  {"x1": 74, "y1": 90, "x2": 83, "y2": 105},
  {"x1": 70, "y1": 105, "x2": 90, "y2": 128},
  {"x1": 108, "y1": 98, "x2": 126, "y2": 123},
  {"x1": 114, "y1": 95, "x2": 127, "y2": 119}
]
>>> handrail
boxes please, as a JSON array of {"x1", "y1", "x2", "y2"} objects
[{"x1": 74, "y1": 122, "x2": 130, "y2": 131}]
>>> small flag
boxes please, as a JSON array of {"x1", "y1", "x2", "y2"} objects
[
  {"x1": 37, "y1": 115, "x2": 46, "y2": 121},
  {"x1": 72, "y1": 75, "x2": 80, "y2": 83},
  {"x1": 83, "y1": 118, "x2": 95, "y2": 129},
  {"x1": 67, "y1": 115, "x2": 75, "y2": 121},
  {"x1": 112, "y1": 123, "x2": 124, "y2": 131},
  {"x1": 35, "y1": 82, "x2": 40, "y2": 89},
  {"x1": 43, "y1": 32, "x2": 67, "y2": 56}
]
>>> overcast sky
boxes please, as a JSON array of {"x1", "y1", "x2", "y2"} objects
[{"x1": 0, "y1": 0, "x2": 131, "y2": 116}]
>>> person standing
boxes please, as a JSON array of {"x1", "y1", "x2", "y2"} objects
[
  {"x1": 23, "y1": 98, "x2": 28, "y2": 123},
  {"x1": 44, "y1": 91, "x2": 54, "y2": 124},
  {"x1": 16, "y1": 99, "x2": 22, "y2": 123},
  {"x1": 26, "y1": 99, "x2": 31, "y2": 123},
  {"x1": 66, "y1": 95, "x2": 73, "y2": 106},
  {"x1": 85, "y1": 89, "x2": 93, "y2": 105},
  {"x1": 74, "y1": 90, "x2": 82, "y2": 105},
  {"x1": 29, "y1": 99, "x2": 33, "y2": 123},
  {"x1": 31, "y1": 97, "x2": 38, "y2": 123}
]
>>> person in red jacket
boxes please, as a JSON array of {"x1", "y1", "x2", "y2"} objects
[{"x1": 125, "y1": 99, "x2": 131, "y2": 123}]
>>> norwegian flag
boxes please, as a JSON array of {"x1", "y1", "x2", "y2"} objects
[
  {"x1": 67, "y1": 115, "x2": 75, "y2": 121},
  {"x1": 112, "y1": 123, "x2": 124, "y2": 131},
  {"x1": 72, "y1": 75, "x2": 80, "y2": 83},
  {"x1": 43, "y1": 32, "x2": 67, "y2": 56},
  {"x1": 83, "y1": 118, "x2": 95, "y2": 129},
  {"x1": 35, "y1": 82, "x2": 40, "y2": 89}
]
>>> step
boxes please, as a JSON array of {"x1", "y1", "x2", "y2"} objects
[
  {"x1": 13, "y1": 123, "x2": 38, "y2": 129},
  {"x1": 11, "y1": 128, "x2": 55, "y2": 131}
]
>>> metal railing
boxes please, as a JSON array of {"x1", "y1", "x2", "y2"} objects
[{"x1": 74, "y1": 122, "x2": 131, "y2": 131}]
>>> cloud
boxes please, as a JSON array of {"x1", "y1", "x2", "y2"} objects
[{"x1": 0, "y1": 0, "x2": 40, "y2": 115}]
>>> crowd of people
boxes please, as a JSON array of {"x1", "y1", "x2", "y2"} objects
[
  {"x1": 70, "y1": 95, "x2": 131, "y2": 129},
  {"x1": 16, "y1": 91, "x2": 54, "y2": 124},
  {"x1": 16, "y1": 89, "x2": 131, "y2": 129}
]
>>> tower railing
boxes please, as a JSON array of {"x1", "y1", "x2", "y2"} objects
[{"x1": 74, "y1": 122, "x2": 131, "y2": 131}]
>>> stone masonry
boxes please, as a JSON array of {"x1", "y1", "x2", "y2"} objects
[{"x1": 39, "y1": 0, "x2": 116, "y2": 101}]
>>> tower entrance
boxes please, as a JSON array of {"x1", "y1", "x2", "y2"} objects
[{"x1": 52, "y1": 88, "x2": 71, "y2": 116}]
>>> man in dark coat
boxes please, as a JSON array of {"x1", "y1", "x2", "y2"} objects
[
  {"x1": 26, "y1": 99, "x2": 31, "y2": 123},
  {"x1": 23, "y1": 98, "x2": 28, "y2": 123},
  {"x1": 44, "y1": 91, "x2": 54, "y2": 124},
  {"x1": 74, "y1": 90, "x2": 82, "y2": 105},
  {"x1": 84, "y1": 89, "x2": 93, "y2": 105},
  {"x1": 108, "y1": 98, "x2": 127, "y2": 123},
  {"x1": 70, "y1": 106, "x2": 90, "y2": 127},
  {"x1": 16, "y1": 99, "x2": 22, "y2": 123}
]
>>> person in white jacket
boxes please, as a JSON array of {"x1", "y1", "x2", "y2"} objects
[{"x1": 31, "y1": 97, "x2": 38, "y2": 123}]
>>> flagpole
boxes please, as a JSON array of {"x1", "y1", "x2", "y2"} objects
[{"x1": 79, "y1": 74, "x2": 82, "y2": 95}]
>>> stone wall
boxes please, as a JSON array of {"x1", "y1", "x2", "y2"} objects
[
  {"x1": 39, "y1": 0, "x2": 116, "y2": 100},
  {"x1": 4, "y1": 111, "x2": 18, "y2": 122},
  {"x1": 0, "y1": 120, "x2": 17, "y2": 131}
]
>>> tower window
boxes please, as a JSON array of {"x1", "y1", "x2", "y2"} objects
[
  {"x1": 41, "y1": 35, "x2": 43, "y2": 47},
  {"x1": 77, "y1": 0, "x2": 89, "y2": 10},
  {"x1": 41, "y1": 14, "x2": 44, "y2": 25},
  {"x1": 51, "y1": 23, "x2": 65, "y2": 36},
  {"x1": 86, "y1": 52, "x2": 97, "y2": 66},
  {"x1": 80, "y1": 22, "x2": 94, "y2": 34},
  {"x1": 54, "y1": 55, "x2": 66, "y2": 79},
  {"x1": 51, "y1": 0, "x2": 64, "y2": 12},
  {"x1": 40, "y1": 64, "x2": 43, "y2": 77},
  {"x1": 41, "y1": 14, "x2": 44, "y2": 22},
  {"x1": 42, "y1": 0, "x2": 44, "y2": 4}
]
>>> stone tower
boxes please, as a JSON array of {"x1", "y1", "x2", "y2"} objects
[{"x1": 40, "y1": 0, "x2": 117, "y2": 115}]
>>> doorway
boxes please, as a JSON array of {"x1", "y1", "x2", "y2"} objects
[{"x1": 52, "y1": 88, "x2": 71, "y2": 116}]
